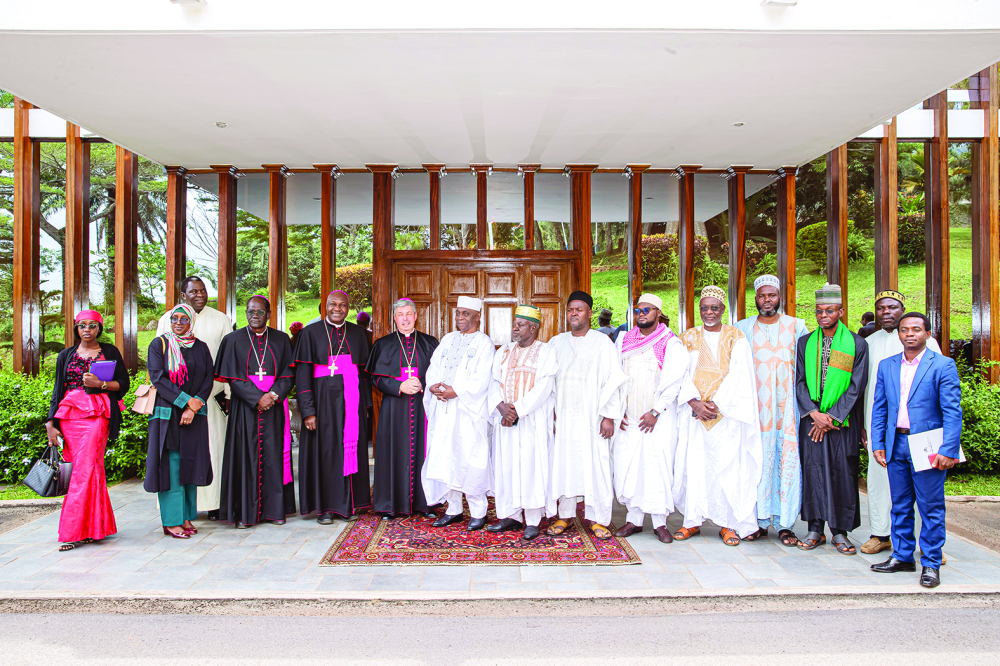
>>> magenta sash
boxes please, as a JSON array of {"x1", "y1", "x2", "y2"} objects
[
  {"x1": 249, "y1": 375, "x2": 293, "y2": 486},
  {"x1": 312, "y1": 354, "x2": 361, "y2": 476}
]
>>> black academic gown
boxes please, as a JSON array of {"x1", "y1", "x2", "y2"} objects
[
  {"x1": 294, "y1": 320, "x2": 372, "y2": 517},
  {"x1": 215, "y1": 327, "x2": 297, "y2": 525},
  {"x1": 795, "y1": 330, "x2": 869, "y2": 532},
  {"x1": 144, "y1": 337, "x2": 215, "y2": 493},
  {"x1": 365, "y1": 330, "x2": 439, "y2": 516}
]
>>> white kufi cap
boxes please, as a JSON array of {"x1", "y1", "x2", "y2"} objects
[{"x1": 456, "y1": 296, "x2": 483, "y2": 312}]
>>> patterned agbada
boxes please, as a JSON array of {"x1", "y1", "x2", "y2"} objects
[{"x1": 735, "y1": 314, "x2": 809, "y2": 531}]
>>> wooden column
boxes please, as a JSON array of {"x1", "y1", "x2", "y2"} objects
[
  {"x1": 12, "y1": 98, "x2": 40, "y2": 375},
  {"x1": 114, "y1": 146, "x2": 139, "y2": 373},
  {"x1": 164, "y1": 166, "x2": 187, "y2": 310},
  {"x1": 676, "y1": 166, "x2": 699, "y2": 331},
  {"x1": 264, "y1": 164, "x2": 289, "y2": 331},
  {"x1": 521, "y1": 164, "x2": 539, "y2": 250},
  {"x1": 925, "y1": 91, "x2": 950, "y2": 353},
  {"x1": 369, "y1": 164, "x2": 397, "y2": 339},
  {"x1": 972, "y1": 64, "x2": 999, "y2": 381},
  {"x1": 473, "y1": 165, "x2": 490, "y2": 249},
  {"x1": 626, "y1": 164, "x2": 649, "y2": 323},
  {"x1": 567, "y1": 164, "x2": 597, "y2": 292},
  {"x1": 315, "y1": 164, "x2": 339, "y2": 297},
  {"x1": 775, "y1": 166, "x2": 797, "y2": 316},
  {"x1": 874, "y1": 119, "x2": 899, "y2": 293},
  {"x1": 64, "y1": 123, "x2": 90, "y2": 347},
  {"x1": 726, "y1": 165, "x2": 752, "y2": 323},
  {"x1": 826, "y1": 144, "x2": 850, "y2": 320},
  {"x1": 424, "y1": 164, "x2": 443, "y2": 250},
  {"x1": 212, "y1": 165, "x2": 239, "y2": 324}
]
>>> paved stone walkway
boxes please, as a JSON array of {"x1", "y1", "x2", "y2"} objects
[{"x1": 1, "y1": 478, "x2": 999, "y2": 597}]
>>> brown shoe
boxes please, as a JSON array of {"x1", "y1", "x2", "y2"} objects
[
  {"x1": 654, "y1": 526, "x2": 674, "y2": 543},
  {"x1": 614, "y1": 522, "x2": 642, "y2": 538},
  {"x1": 860, "y1": 537, "x2": 892, "y2": 554}
]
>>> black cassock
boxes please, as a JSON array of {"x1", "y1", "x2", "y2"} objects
[
  {"x1": 365, "y1": 330, "x2": 439, "y2": 516},
  {"x1": 215, "y1": 327, "x2": 297, "y2": 525},
  {"x1": 795, "y1": 331, "x2": 869, "y2": 532},
  {"x1": 294, "y1": 320, "x2": 372, "y2": 517}
]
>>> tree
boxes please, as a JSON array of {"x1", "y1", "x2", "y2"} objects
[{"x1": 137, "y1": 243, "x2": 167, "y2": 304}]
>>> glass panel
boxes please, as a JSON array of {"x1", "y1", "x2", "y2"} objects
[
  {"x1": 641, "y1": 173, "x2": 679, "y2": 328},
  {"x1": 590, "y1": 173, "x2": 628, "y2": 332},
  {"x1": 793, "y1": 155, "x2": 826, "y2": 330},
  {"x1": 441, "y1": 170, "x2": 478, "y2": 249},
  {"x1": 744, "y1": 174, "x2": 779, "y2": 322},
  {"x1": 897, "y1": 142, "x2": 927, "y2": 333},
  {"x1": 335, "y1": 172, "x2": 373, "y2": 317},
  {"x1": 487, "y1": 172, "x2": 523, "y2": 249},
  {"x1": 285, "y1": 172, "x2": 322, "y2": 331},
  {"x1": 950, "y1": 141, "x2": 973, "y2": 350},
  {"x1": 38, "y1": 143, "x2": 67, "y2": 371},
  {"x1": 88, "y1": 143, "x2": 116, "y2": 321},
  {"x1": 694, "y1": 173, "x2": 731, "y2": 325},
  {"x1": 394, "y1": 172, "x2": 430, "y2": 250},
  {"x1": 533, "y1": 173, "x2": 571, "y2": 250}
]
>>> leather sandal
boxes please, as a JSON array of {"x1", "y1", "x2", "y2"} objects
[
  {"x1": 796, "y1": 531, "x2": 826, "y2": 550},
  {"x1": 720, "y1": 527, "x2": 740, "y2": 546},
  {"x1": 673, "y1": 525, "x2": 700, "y2": 541},
  {"x1": 591, "y1": 524, "x2": 612, "y2": 540},
  {"x1": 777, "y1": 530, "x2": 799, "y2": 547},
  {"x1": 546, "y1": 519, "x2": 571, "y2": 536},
  {"x1": 742, "y1": 527, "x2": 768, "y2": 542},
  {"x1": 832, "y1": 534, "x2": 857, "y2": 555}
]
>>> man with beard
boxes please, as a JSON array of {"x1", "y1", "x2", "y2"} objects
[
  {"x1": 795, "y1": 283, "x2": 869, "y2": 555},
  {"x1": 487, "y1": 305, "x2": 558, "y2": 540},
  {"x1": 860, "y1": 290, "x2": 941, "y2": 555},
  {"x1": 546, "y1": 291, "x2": 627, "y2": 540},
  {"x1": 422, "y1": 297, "x2": 496, "y2": 532},
  {"x1": 673, "y1": 286, "x2": 762, "y2": 546},
  {"x1": 156, "y1": 276, "x2": 233, "y2": 521},
  {"x1": 294, "y1": 290, "x2": 372, "y2": 524},
  {"x1": 735, "y1": 275, "x2": 809, "y2": 546},
  {"x1": 215, "y1": 296, "x2": 296, "y2": 528},
  {"x1": 611, "y1": 293, "x2": 687, "y2": 543}
]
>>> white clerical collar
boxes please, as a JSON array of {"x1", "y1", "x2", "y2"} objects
[{"x1": 326, "y1": 318, "x2": 345, "y2": 328}]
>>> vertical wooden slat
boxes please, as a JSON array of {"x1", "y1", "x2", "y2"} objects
[
  {"x1": 164, "y1": 166, "x2": 187, "y2": 310},
  {"x1": 775, "y1": 166, "x2": 797, "y2": 316},
  {"x1": 212, "y1": 165, "x2": 238, "y2": 324},
  {"x1": 474, "y1": 165, "x2": 490, "y2": 249},
  {"x1": 423, "y1": 164, "x2": 443, "y2": 250},
  {"x1": 726, "y1": 165, "x2": 751, "y2": 323},
  {"x1": 874, "y1": 119, "x2": 899, "y2": 293},
  {"x1": 567, "y1": 164, "x2": 597, "y2": 293},
  {"x1": 972, "y1": 64, "x2": 999, "y2": 381},
  {"x1": 369, "y1": 164, "x2": 397, "y2": 340},
  {"x1": 626, "y1": 165, "x2": 649, "y2": 324},
  {"x1": 315, "y1": 164, "x2": 338, "y2": 296},
  {"x1": 826, "y1": 144, "x2": 850, "y2": 321},
  {"x1": 263, "y1": 164, "x2": 289, "y2": 331},
  {"x1": 65, "y1": 123, "x2": 90, "y2": 346},
  {"x1": 676, "y1": 166, "x2": 699, "y2": 331},
  {"x1": 521, "y1": 164, "x2": 539, "y2": 250},
  {"x1": 12, "y1": 98, "x2": 40, "y2": 375},
  {"x1": 114, "y1": 146, "x2": 139, "y2": 373},
  {"x1": 925, "y1": 91, "x2": 950, "y2": 354}
]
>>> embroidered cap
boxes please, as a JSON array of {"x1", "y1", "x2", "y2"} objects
[
  {"x1": 514, "y1": 304, "x2": 542, "y2": 324},
  {"x1": 754, "y1": 274, "x2": 781, "y2": 292},
  {"x1": 637, "y1": 293, "x2": 663, "y2": 310},
  {"x1": 875, "y1": 290, "x2": 905, "y2": 306},
  {"x1": 815, "y1": 283, "x2": 843, "y2": 305},
  {"x1": 700, "y1": 285, "x2": 726, "y2": 303}
]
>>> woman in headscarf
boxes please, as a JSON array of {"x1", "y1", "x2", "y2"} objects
[
  {"x1": 44, "y1": 310, "x2": 130, "y2": 551},
  {"x1": 144, "y1": 303, "x2": 215, "y2": 538}
]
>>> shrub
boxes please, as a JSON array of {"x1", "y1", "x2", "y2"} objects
[
  {"x1": 335, "y1": 264, "x2": 373, "y2": 308},
  {"x1": 957, "y1": 368, "x2": 1000, "y2": 474},
  {"x1": 847, "y1": 227, "x2": 872, "y2": 263},
  {"x1": 641, "y1": 234, "x2": 676, "y2": 282},
  {"x1": 749, "y1": 253, "x2": 778, "y2": 280},
  {"x1": 797, "y1": 220, "x2": 869, "y2": 269},
  {"x1": 695, "y1": 259, "x2": 729, "y2": 290},
  {"x1": 897, "y1": 212, "x2": 926, "y2": 264}
]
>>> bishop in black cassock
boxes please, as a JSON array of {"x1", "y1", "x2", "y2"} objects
[
  {"x1": 365, "y1": 298, "x2": 439, "y2": 518},
  {"x1": 215, "y1": 297, "x2": 297, "y2": 528},
  {"x1": 295, "y1": 291, "x2": 372, "y2": 524}
]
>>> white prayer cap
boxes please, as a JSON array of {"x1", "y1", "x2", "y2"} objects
[
  {"x1": 754, "y1": 274, "x2": 781, "y2": 292},
  {"x1": 637, "y1": 293, "x2": 662, "y2": 310},
  {"x1": 456, "y1": 296, "x2": 483, "y2": 312}
]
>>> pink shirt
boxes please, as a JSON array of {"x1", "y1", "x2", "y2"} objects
[{"x1": 897, "y1": 348, "x2": 927, "y2": 429}]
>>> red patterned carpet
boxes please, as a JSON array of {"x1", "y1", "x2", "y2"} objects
[{"x1": 320, "y1": 500, "x2": 641, "y2": 567}]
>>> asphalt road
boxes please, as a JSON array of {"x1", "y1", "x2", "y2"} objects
[{"x1": 2, "y1": 601, "x2": 998, "y2": 665}]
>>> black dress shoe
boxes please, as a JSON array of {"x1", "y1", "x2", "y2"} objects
[
  {"x1": 317, "y1": 512, "x2": 335, "y2": 525},
  {"x1": 523, "y1": 525, "x2": 541, "y2": 540},
  {"x1": 270, "y1": 519, "x2": 286, "y2": 526},
  {"x1": 422, "y1": 511, "x2": 437, "y2": 519},
  {"x1": 432, "y1": 513, "x2": 464, "y2": 528},
  {"x1": 207, "y1": 510, "x2": 220, "y2": 521},
  {"x1": 234, "y1": 522, "x2": 249, "y2": 530},
  {"x1": 487, "y1": 518, "x2": 524, "y2": 533},
  {"x1": 467, "y1": 517, "x2": 487, "y2": 532},
  {"x1": 870, "y1": 556, "x2": 917, "y2": 573},
  {"x1": 920, "y1": 566, "x2": 941, "y2": 588}
]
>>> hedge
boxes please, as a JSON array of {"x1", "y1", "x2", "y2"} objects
[
  {"x1": 641, "y1": 234, "x2": 726, "y2": 288},
  {"x1": 797, "y1": 220, "x2": 870, "y2": 268},
  {"x1": 335, "y1": 264, "x2": 373, "y2": 308}
]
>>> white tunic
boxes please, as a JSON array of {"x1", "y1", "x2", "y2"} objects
[
  {"x1": 547, "y1": 329, "x2": 628, "y2": 526},
  {"x1": 488, "y1": 340, "x2": 558, "y2": 520},
  {"x1": 612, "y1": 332, "x2": 687, "y2": 518},
  {"x1": 421, "y1": 330, "x2": 496, "y2": 504},
  {"x1": 157, "y1": 305, "x2": 232, "y2": 511}
]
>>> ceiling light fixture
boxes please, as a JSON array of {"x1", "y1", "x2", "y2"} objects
[
  {"x1": 622, "y1": 166, "x2": 633, "y2": 180},
  {"x1": 215, "y1": 121, "x2": 228, "y2": 128},
  {"x1": 171, "y1": 0, "x2": 207, "y2": 5},
  {"x1": 440, "y1": 166, "x2": 448, "y2": 177},
  {"x1": 761, "y1": 0, "x2": 797, "y2": 6},
  {"x1": 733, "y1": 121, "x2": 745, "y2": 127}
]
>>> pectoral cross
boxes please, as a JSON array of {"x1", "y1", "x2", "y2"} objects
[
  {"x1": 403, "y1": 366, "x2": 416, "y2": 381},
  {"x1": 329, "y1": 356, "x2": 339, "y2": 375},
  {"x1": 256, "y1": 365, "x2": 266, "y2": 381}
]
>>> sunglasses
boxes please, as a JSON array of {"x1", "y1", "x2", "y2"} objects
[
  {"x1": 246, "y1": 309, "x2": 268, "y2": 317},
  {"x1": 170, "y1": 316, "x2": 191, "y2": 325},
  {"x1": 699, "y1": 305, "x2": 723, "y2": 313},
  {"x1": 814, "y1": 308, "x2": 840, "y2": 316},
  {"x1": 633, "y1": 307, "x2": 656, "y2": 316},
  {"x1": 76, "y1": 322, "x2": 99, "y2": 330}
]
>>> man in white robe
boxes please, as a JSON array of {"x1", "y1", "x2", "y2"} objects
[
  {"x1": 487, "y1": 304, "x2": 558, "y2": 541},
  {"x1": 612, "y1": 293, "x2": 687, "y2": 544},
  {"x1": 422, "y1": 296, "x2": 496, "y2": 531},
  {"x1": 673, "y1": 285, "x2": 762, "y2": 544},
  {"x1": 156, "y1": 276, "x2": 233, "y2": 520},
  {"x1": 861, "y1": 289, "x2": 941, "y2": 555},
  {"x1": 546, "y1": 290, "x2": 627, "y2": 541}
]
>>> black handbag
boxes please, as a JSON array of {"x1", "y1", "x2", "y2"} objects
[{"x1": 24, "y1": 445, "x2": 73, "y2": 498}]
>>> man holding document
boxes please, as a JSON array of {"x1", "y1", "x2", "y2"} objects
[{"x1": 869, "y1": 312, "x2": 963, "y2": 588}]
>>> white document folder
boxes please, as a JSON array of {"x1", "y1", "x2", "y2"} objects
[{"x1": 907, "y1": 428, "x2": 966, "y2": 472}]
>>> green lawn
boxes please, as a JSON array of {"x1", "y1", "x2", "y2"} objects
[
  {"x1": 0, "y1": 484, "x2": 44, "y2": 501},
  {"x1": 945, "y1": 474, "x2": 1000, "y2": 497}
]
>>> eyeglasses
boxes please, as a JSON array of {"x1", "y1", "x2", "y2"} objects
[
  {"x1": 814, "y1": 308, "x2": 840, "y2": 316},
  {"x1": 699, "y1": 305, "x2": 723, "y2": 313},
  {"x1": 170, "y1": 316, "x2": 191, "y2": 325},
  {"x1": 633, "y1": 307, "x2": 655, "y2": 316},
  {"x1": 246, "y1": 309, "x2": 267, "y2": 317},
  {"x1": 76, "y1": 323, "x2": 99, "y2": 330}
]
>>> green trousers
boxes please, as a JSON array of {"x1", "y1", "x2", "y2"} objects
[{"x1": 158, "y1": 449, "x2": 197, "y2": 526}]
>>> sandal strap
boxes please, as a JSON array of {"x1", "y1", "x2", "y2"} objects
[
  {"x1": 831, "y1": 534, "x2": 849, "y2": 544},
  {"x1": 803, "y1": 531, "x2": 824, "y2": 543}
]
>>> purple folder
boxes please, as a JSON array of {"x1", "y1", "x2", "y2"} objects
[{"x1": 90, "y1": 360, "x2": 116, "y2": 382}]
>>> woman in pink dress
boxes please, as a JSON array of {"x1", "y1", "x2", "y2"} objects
[{"x1": 44, "y1": 310, "x2": 130, "y2": 551}]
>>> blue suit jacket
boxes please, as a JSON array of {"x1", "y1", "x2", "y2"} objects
[{"x1": 870, "y1": 348, "x2": 962, "y2": 461}]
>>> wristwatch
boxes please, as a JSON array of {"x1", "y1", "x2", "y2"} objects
[
  {"x1": 650, "y1": 409, "x2": 660, "y2": 418},
  {"x1": 268, "y1": 391, "x2": 279, "y2": 401},
  {"x1": 101, "y1": 381, "x2": 108, "y2": 390}
]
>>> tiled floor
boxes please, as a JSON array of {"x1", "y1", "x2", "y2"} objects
[{"x1": 1, "y1": 478, "x2": 999, "y2": 596}]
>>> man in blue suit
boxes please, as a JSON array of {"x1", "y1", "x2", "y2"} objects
[{"x1": 869, "y1": 312, "x2": 962, "y2": 588}]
